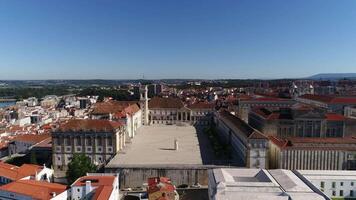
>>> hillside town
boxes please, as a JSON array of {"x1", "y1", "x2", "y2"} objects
[{"x1": 0, "y1": 80, "x2": 355, "y2": 200}]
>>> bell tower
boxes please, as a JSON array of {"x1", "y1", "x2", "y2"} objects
[{"x1": 139, "y1": 85, "x2": 149, "y2": 125}]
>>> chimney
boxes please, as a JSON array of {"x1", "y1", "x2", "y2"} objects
[
  {"x1": 85, "y1": 180, "x2": 92, "y2": 195},
  {"x1": 51, "y1": 192, "x2": 56, "y2": 197},
  {"x1": 174, "y1": 138, "x2": 178, "y2": 150}
]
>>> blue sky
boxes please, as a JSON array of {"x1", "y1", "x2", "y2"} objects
[{"x1": 0, "y1": 0, "x2": 356, "y2": 80}]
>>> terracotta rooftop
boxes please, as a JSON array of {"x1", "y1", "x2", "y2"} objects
[
  {"x1": 124, "y1": 103, "x2": 140, "y2": 116},
  {"x1": 11, "y1": 134, "x2": 51, "y2": 144},
  {"x1": 32, "y1": 137, "x2": 52, "y2": 148},
  {"x1": 92, "y1": 185, "x2": 113, "y2": 200},
  {"x1": 239, "y1": 96, "x2": 293, "y2": 102},
  {"x1": 300, "y1": 94, "x2": 356, "y2": 104},
  {"x1": 56, "y1": 119, "x2": 123, "y2": 133},
  {"x1": 91, "y1": 100, "x2": 138, "y2": 115},
  {"x1": 72, "y1": 175, "x2": 115, "y2": 187},
  {"x1": 269, "y1": 136, "x2": 356, "y2": 150},
  {"x1": 291, "y1": 103, "x2": 316, "y2": 111},
  {"x1": 147, "y1": 177, "x2": 175, "y2": 195},
  {"x1": 0, "y1": 179, "x2": 66, "y2": 200},
  {"x1": 0, "y1": 162, "x2": 43, "y2": 181},
  {"x1": 148, "y1": 97, "x2": 184, "y2": 109},
  {"x1": 252, "y1": 107, "x2": 346, "y2": 122},
  {"x1": 188, "y1": 102, "x2": 214, "y2": 109},
  {"x1": 325, "y1": 113, "x2": 346, "y2": 121},
  {"x1": 237, "y1": 94, "x2": 253, "y2": 101}
]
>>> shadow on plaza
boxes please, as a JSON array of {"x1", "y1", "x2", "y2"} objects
[{"x1": 194, "y1": 124, "x2": 244, "y2": 167}]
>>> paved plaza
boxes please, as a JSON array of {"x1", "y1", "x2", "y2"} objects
[{"x1": 106, "y1": 125, "x2": 204, "y2": 168}]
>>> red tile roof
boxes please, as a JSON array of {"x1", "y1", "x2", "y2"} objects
[
  {"x1": 300, "y1": 94, "x2": 356, "y2": 104},
  {"x1": 268, "y1": 136, "x2": 289, "y2": 148},
  {"x1": 188, "y1": 102, "x2": 214, "y2": 109},
  {"x1": 291, "y1": 103, "x2": 316, "y2": 111},
  {"x1": 124, "y1": 104, "x2": 141, "y2": 116},
  {"x1": 254, "y1": 97, "x2": 290, "y2": 102},
  {"x1": 0, "y1": 162, "x2": 43, "y2": 181},
  {"x1": 32, "y1": 137, "x2": 52, "y2": 148},
  {"x1": 269, "y1": 136, "x2": 356, "y2": 150},
  {"x1": 56, "y1": 119, "x2": 123, "y2": 133},
  {"x1": 149, "y1": 97, "x2": 184, "y2": 109},
  {"x1": 72, "y1": 175, "x2": 115, "y2": 187},
  {"x1": 331, "y1": 97, "x2": 356, "y2": 104},
  {"x1": 92, "y1": 185, "x2": 113, "y2": 200},
  {"x1": 11, "y1": 134, "x2": 50, "y2": 144},
  {"x1": 239, "y1": 95, "x2": 292, "y2": 102},
  {"x1": 0, "y1": 180, "x2": 66, "y2": 200},
  {"x1": 251, "y1": 107, "x2": 279, "y2": 120},
  {"x1": 253, "y1": 108, "x2": 347, "y2": 122},
  {"x1": 91, "y1": 100, "x2": 138, "y2": 115},
  {"x1": 72, "y1": 176, "x2": 116, "y2": 199},
  {"x1": 287, "y1": 136, "x2": 356, "y2": 144},
  {"x1": 147, "y1": 177, "x2": 175, "y2": 196},
  {"x1": 237, "y1": 94, "x2": 253, "y2": 100},
  {"x1": 325, "y1": 113, "x2": 346, "y2": 121}
]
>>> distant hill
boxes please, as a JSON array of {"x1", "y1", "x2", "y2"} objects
[{"x1": 308, "y1": 73, "x2": 356, "y2": 80}]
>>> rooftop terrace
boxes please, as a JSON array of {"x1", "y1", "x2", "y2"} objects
[{"x1": 106, "y1": 125, "x2": 203, "y2": 168}]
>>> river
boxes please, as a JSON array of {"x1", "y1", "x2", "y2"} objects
[{"x1": 0, "y1": 101, "x2": 16, "y2": 108}]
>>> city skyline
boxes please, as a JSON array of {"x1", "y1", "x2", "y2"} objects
[{"x1": 1, "y1": 0, "x2": 356, "y2": 80}]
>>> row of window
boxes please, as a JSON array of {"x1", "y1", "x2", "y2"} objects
[
  {"x1": 321, "y1": 181, "x2": 354, "y2": 188},
  {"x1": 328, "y1": 190, "x2": 354, "y2": 197},
  {"x1": 57, "y1": 154, "x2": 108, "y2": 164},
  {"x1": 151, "y1": 110, "x2": 211, "y2": 115},
  {"x1": 60, "y1": 146, "x2": 113, "y2": 152},
  {"x1": 277, "y1": 125, "x2": 343, "y2": 137},
  {"x1": 55, "y1": 137, "x2": 113, "y2": 146},
  {"x1": 244, "y1": 103, "x2": 290, "y2": 107}
]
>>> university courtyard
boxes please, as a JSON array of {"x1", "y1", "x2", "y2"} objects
[{"x1": 105, "y1": 124, "x2": 235, "y2": 188}]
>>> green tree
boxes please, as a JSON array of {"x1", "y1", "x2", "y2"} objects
[
  {"x1": 66, "y1": 154, "x2": 97, "y2": 184},
  {"x1": 97, "y1": 95, "x2": 104, "y2": 102}
]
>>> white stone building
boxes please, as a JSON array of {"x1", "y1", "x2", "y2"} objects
[
  {"x1": 91, "y1": 100, "x2": 142, "y2": 139},
  {"x1": 214, "y1": 110, "x2": 269, "y2": 168},
  {"x1": 345, "y1": 106, "x2": 356, "y2": 119},
  {"x1": 298, "y1": 170, "x2": 356, "y2": 199},
  {"x1": 208, "y1": 168, "x2": 328, "y2": 200},
  {"x1": 138, "y1": 85, "x2": 214, "y2": 126},
  {"x1": 70, "y1": 175, "x2": 119, "y2": 200},
  {"x1": 52, "y1": 119, "x2": 126, "y2": 178}
]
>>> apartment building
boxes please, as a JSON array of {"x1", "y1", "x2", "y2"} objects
[
  {"x1": 148, "y1": 97, "x2": 214, "y2": 125},
  {"x1": 234, "y1": 95, "x2": 295, "y2": 122},
  {"x1": 70, "y1": 175, "x2": 119, "y2": 200},
  {"x1": 298, "y1": 170, "x2": 356, "y2": 199},
  {"x1": 297, "y1": 94, "x2": 356, "y2": 114},
  {"x1": 248, "y1": 105, "x2": 348, "y2": 138},
  {"x1": 268, "y1": 136, "x2": 356, "y2": 170},
  {"x1": 52, "y1": 119, "x2": 125, "y2": 178},
  {"x1": 91, "y1": 100, "x2": 142, "y2": 139}
]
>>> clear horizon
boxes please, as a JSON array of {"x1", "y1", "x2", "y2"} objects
[
  {"x1": 1, "y1": 0, "x2": 356, "y2": 80},
  {"x1": 2, "y1": 72, "x2": 356, "y2": 81}
]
